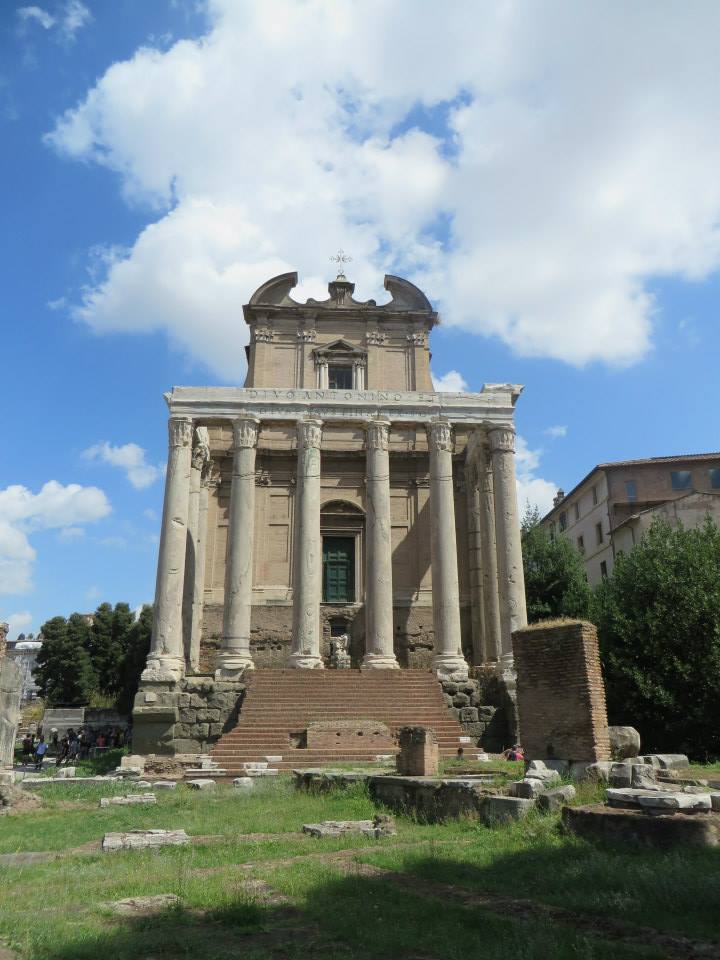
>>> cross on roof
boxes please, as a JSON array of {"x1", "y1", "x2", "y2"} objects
[{"x1": 330, "y1": 248, "x2": 352, "y2": 280}]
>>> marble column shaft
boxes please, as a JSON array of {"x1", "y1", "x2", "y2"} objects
[
  {"x1": 182, "y1": 453, "x2": 203, "y2": 667},
  {"x1": 427, "y1": 420, "x2": 468, "y2": 681},
  {"x1": 219, "y1": 417, "x2": 260, "y2": 678},
  {"x1": 363, "y1": 419, "x2": 399, "y2": 669},
  {"x1": 143, "y1": 416, "x2": 194, "y2": 681},
  {"x1": 489, "y1": 426, "x2": 528, "y2": 660},
  {"x1": 478, "y1": 443, "x2": 502, "y2": 662},
  {"x1": 290, "y1": 419, "x2": 324, "y2": 668},
  {"x1": 189, "y1": 460, "x2": 217, "y2": 672},
  {"x1": 465, "y1": 461, "x2": 485, "y2": 666}
]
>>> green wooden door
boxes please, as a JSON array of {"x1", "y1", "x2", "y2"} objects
[{"x1": 323, "y1": 536, "x2": 355, "y2": 603}]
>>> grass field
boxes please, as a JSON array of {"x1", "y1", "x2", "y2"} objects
[{"x1": 1, "y1": 770, "x2": 719, "y2": 959}]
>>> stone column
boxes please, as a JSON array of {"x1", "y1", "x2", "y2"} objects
[
  {"x1": 352, "y1": 357, "x2": 366, "y2": 390},
  {"x1": 478, "y1": 442, "x2": 502, "y2": 663},
  {"x1": 427, "y1": 420, "x2": 468, "y2": 681},
  {"x1": 290, "y1": 418, "x2": 324, "y2": 669},
  {"x1": 317, "y1": 358, "x2": 328, "y2": 389},
  {"x1": 183, "y1": 428, "x2": 210, "y2": 668},
  {"x1": 363, "y1": 419, "x2": 399, "y2": 669},
  {"x1": 189, "y1": 459, "x2": 218, "y2": 672},
  {"x1": 218, "y1": 417, "x2": 260, "y2": 679},
  {"x1": 465, "y1": 460, "x2": 484, "y2": 666},
  {"x1": 488, "y1": 425, "x2": 528, "y2": 661},
  {"x1": 143, "y1": 416, "x2": 194, "y2": 682}
]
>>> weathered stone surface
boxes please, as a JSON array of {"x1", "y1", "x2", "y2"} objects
[
  {"x1": 538, "y1": 784, "x2": 576, "y2": 812},
  {"x1": 608, "y1": 725, "x2": 641, "y2": 760},
  {"x1": 303, "y1": 814, "x2": 397, "y2": 839},
  {"x1": 307, "y1": 719, "x2": 393, "y2": 750},
  {"x1": 459, "y1": 707, "x2": 479, "y2": 723},
  {"x1": 636, "y1": 792, "x2": 711, "y2": 812},
  {"x1": 563, "y1": 803, "x2": 720, "y2": 848},
  {"x1": 100, "y1": 794, "x2": 157, "y2": 808},
  {"x1": 524, "y1": 761, "x2": 561, "y2": 785},
  {"x1": 102, "y1": 829, "x2": 189, "y2": 851},
  {"x1": 396, "y1": 726, "x2": 439, "y2": 777},
  {"x1": 513, "y1": 778, "x2": 546, "y2": 799},
  {"x1": 452, "y1": 693, "x2": 470, "y2": 707},
  {"x1": 232, "y1": 777, "x2": 254, "y2": 790},
  {"x1": 584, "y1": 761, "x2": 613, "y2": 783},
  {"x1": 54, "y1": 767, "x2": 76, "y2": 779},
  {"x1": 608, "y1": 762, "x2": 633, "y2": 788},
  {"x1": 631, "y1": 764, "x2": 657, "y2": 789},
  {"x1": 152, "y1": 781, "x2": 177, "y2": 790},
  {"x1": 107, "y1": 894, "x2": 181, "y2": 916},
  {"x1": 482, "y1": 795, "x2": 535, "y2": 824},
  {"x1": 0, "y1": 656, "x2": 22, "y2": 771},
  {"x1": 711, "y1": 794, "x2": 720, "y2": 812},
  {"x1": 607, "y1": 788, "x2": 661, "y2": 808},
  {"x1": 652, "y1": 754, "x2": 690, "y2": 771},
  {"x1": 186, "y1": 779, "x2": 216, "y2": 790}
]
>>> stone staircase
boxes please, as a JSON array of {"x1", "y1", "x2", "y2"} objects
[{"x1": 210, "y1": 669, "x2": 468, "y2": 774}]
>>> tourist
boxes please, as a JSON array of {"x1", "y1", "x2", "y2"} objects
[
  {"x1": 56, "y1": 735, "x2": 69, "y2": 766},
  {"x1": 34, "y1": 737, "x2": 48, "y2": 771},
  {"x1": 50, "y1": 728, "x2": 59, "y2": 753},
  {"x1": 504, "y1": 744, "x2": 524, "y2": 762},
  {"x1": 68, "y1": 734, "x2": 80, "y2": 762},
  {"x1": 21, "y1": 734, "x2": 33, "y2": 762}
]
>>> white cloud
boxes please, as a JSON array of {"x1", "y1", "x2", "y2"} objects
[
  {"x1": 515, "y1": 436, "x2": 557, "y2": 517},
  {"x1": 82, "y1": 441, "x2": 162, "y2": 489},
  {"x1": 431, "y1": 369, "x2": 468, "y2": 393},
  {"x1": 1, "y1": 610, "x2": 33, "y2": 641},
  {"x1": 0, "y1": 481, "x2": 111, "y2": 595},
  {"x1": 45, "y1": 3, "x2": 720, "y2": 376},
  {"x1": 17, "y1": 6, "x2": 55, "y2": 30},
  {"x1": 543, "y1": 425, "x2": 568, "y2": 439}
]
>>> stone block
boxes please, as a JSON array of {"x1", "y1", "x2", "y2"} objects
[
  {"x1": 653, "y1": 754, "x2": 690, "y2": 771},
  {"x1": 459, "y1": 707, "x2": 479, "y2": 723},
  {"x1": 538, "y1": 785, "x2": 576, "y2": 813},
  {"x1": 478, "y1": 706, "x2": 497, "y2": 720},
  {"x1": 102, "y1": 829, "x2": 189, "y2": 852},
  {"x1": 152, "y1": 781, "x2": 177, "y2": 789},
  {"x1": 136, "y1": 781, "x2": 153, "y2": 788},
  {"x1": 582, "y1": 761, "x2": 613, "y2": 783},
  {"x1": 609, "y1": 762, "x2": 633, "y2": 788},
  {"x1": 460, "y1": 722, "x2": 485, "y2": 738},
  {"x1": 544, "y1": 758, "x2": 570, "y2": 776},
  {"x1": 100, "y1": 794, "x2": 157, "y2": 807},
  {"x1": 563, "y1": 803, "x2": 720, "y2": 849},
  {"x1": 443, "y1": 682, "x2": 459, "y2": 695},
  {"x1": 513, "y1": 778, "x2": 546, "y2": 799},
  {"x1": 442, "y1": 693, "x2": 453, "y2": 707},
  {"x1": 525, "y1": 760, "x2": 561, "y2": 785},
  {"x1": 608, "y1": 726, "x2": 641, "y2": 760},
  {"x1": 233, "y1": 777, "x2": 254, "y2": 790},
  {"x1": 54, "y1": 767, "x2": 76, "y2": 779},
  {"x1": 397, "y1": 726, "x2": 439, "y2": 777},
  {"x1": 636, "y1": 792, "x2": 711, "y2": 812},
  {"x1": 631, "y1": 764, "x2": 657, "y2": 789},
  {"x1": 711, "y1": 794, "x2": 720, "y2": 812},
  {"x1": 481, "y1": 795, "x2": 535, "y2": 824},
  {"x1": 452, "y1": 693, "x2": 470, "y2": 707},
  {"x1": 303, "y1": 815, "x2": 397, "y2": 839},
  {"x1": 186, "y1": 779, "x2": 216, "y2": 790}
]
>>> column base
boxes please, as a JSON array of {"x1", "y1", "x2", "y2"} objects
[
  {"x1": 433, "y1": 654, "x2": 469, "y2": 682},
  {"x1": 215, "y1": 652, "x2": 254, "y2": 680},
  {"x1": 141, "y1": 655, "x2": 185, "y2": 683},
  {"x1": 289, "y1": 653, "x2": 324, "y2": 669},
  {"x1": 361, "y1": 654, "x2": 400, "y2": 670}
]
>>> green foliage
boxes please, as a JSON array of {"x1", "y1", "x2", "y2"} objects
[
  {"x1": 89, "y1": 601, "x2": 135, "y2": 695},
  {"x1": 521, "y1": 504, "x2": 592, "y2": 621},
  {"x1": 593, "y1": 517, "x2": 720, "y2": 757},
  {"x1": 34, "y1": 614, "x2": 97, "y2": 706},
  {"x1": 116, "y1": 603, "x2": 153, "y2": 713}
]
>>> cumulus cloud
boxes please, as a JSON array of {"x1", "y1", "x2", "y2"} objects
[
  {"x1": 45, "y1": 2, "x2": 720, "y2": 377},
  {"x1": 82, "y1": 441, "x2": 163, "y2": 489},
  {"x1": 432, "y1": 369, "x2": 468, "y2": 392},
  {"x1": 515, "y1": 436, "x2": 557, "y2": 517},
  {"x1": 17, "y1": 1, "x2": 91, "y2": 40},
  {"x1": 0, "y1": 481, "x2": 111, "y2": 594},
  {"x1": 544, "y1": 425, "x2": 568, "y2": 439}
]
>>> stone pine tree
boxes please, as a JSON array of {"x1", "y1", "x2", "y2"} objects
[
  {"x1": 521, "y1": 504, "x2": 592, "y2": 621},
  {"x1": 593, "y1": 517, "x2": 720, "y2": 757},
  {"x1": 34, "y1": 615, "x2": 97, "y2": 706},
  {"x1": 89, "y1": 602, "x2": 135, "y2": 695},
  {"x1": 117, "y1": 604, "x2": 153, "y2": 713}
]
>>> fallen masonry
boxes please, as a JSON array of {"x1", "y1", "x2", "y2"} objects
[
  {"x1": 22, "y1": 776, "x2": 122, "y2": 789},
  {"x1": 107, "y1": 894, "x2": 182, "y2": 916},
  {"x1": 102, "y1": 829, "x2": 189, "y2": 852},
  {"x1": 302, "y1": 814, "x2": 397, "y2": 838},
  {"x1": 563, "y1": 804, "x2": 720, "y2": 848},
  {"x1": 99, "y1": 794, "x2": 157, "y2": 808},
  {"x1": 186, "y1": 779, "x2": 216, "y2": 790}
]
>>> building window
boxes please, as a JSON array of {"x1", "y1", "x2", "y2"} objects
[
  {"x1": 559, "y1": 511, "x2": 567, "y2": 532},
  {"x1": 574, "y1": 503, "x2": 580, "y2": 521},
  {"x1": 328, "y1": 364, "x2": 353, "y2": 390},
  {"x1": 709, "y1": 468, "x2": 720, "y2": 489},
  {"x1": 595, "y1": 522, "x2": 603, "y2": 546},
  {"x1": 671, "y1": 470, "x2": 692, "y2": 491},
  {"x1": 577, "y1": 535, "x2": 585, "y2": 555},
  {"x1": 600, "y1": 560, "x2": 608, "y2": 579},
  {"x1": 592, "y1": 485, "x2": 598, "y2": 505},
  {"x1": 624, "y1": 480, "x2": 637, "y2": 502}
]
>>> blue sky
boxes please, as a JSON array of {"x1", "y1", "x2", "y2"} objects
[{"x1": 2, "y1": 1, "x2": 719, "y2": 639}]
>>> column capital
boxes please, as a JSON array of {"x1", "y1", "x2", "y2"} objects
[
  {"x1": 297, "y1": 418, "x2": 323, "y2": 449},
  {"x1": 427, "y1": 420, "x2": 453, "y2": 452},
  {"x1": 366, "y1": 419, "x2": 391, "y2": 451},
  {"x1": 168, "y1": 416, "x2": 193, "y2": 448},
  {"x1": 487, "y1": 425, "x2": 516, "y2": 453},
  {"x1": 232, "y1": 416, "x2": 260, "y2": 449}
]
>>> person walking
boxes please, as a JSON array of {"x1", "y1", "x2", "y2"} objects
[{"x1": 34, "y1": 738, "x2": 48, "y2": 771}]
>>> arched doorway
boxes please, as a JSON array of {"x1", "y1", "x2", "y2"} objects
[{"x1": 320, "y1": 501, "x2": 365, "y2": 605}]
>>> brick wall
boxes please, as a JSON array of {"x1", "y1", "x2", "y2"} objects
[{"x1": 512, "y1": 619, "x2": 610, "y2": 764}]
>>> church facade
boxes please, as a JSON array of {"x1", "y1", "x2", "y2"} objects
[{"x1": 135, "y1": 270, "x2": 527, "y2": 752}]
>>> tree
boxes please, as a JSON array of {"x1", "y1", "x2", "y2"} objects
[
  {"x1": 89, "y1": 602, "x2": 135, "y2": 695},
  {"x1": 117, "y1": 604, "x2": 153, "y2": 713},
  {"x1": 593, "y1": 517, "x2": 720, "y2": 758},
  {"x1": 34, "y1": 614, "x2": 97, "y2": 706},
  {"x1": 521, "y1": 504, "x2": 592, "y2": 621}
]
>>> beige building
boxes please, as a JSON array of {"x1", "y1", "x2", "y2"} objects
[{"x1": 542, "y1": 454, "x2": 720, "y2": 585}]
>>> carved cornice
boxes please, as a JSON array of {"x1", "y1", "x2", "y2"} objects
[
  {"x1": 366, "y1": 419, "x2": 390, "y2": 451},
  {"x1": 427, "y1": 420, "x2": 453, "y2": 453},
  {"x1": 297, "y1": 418, "x2": 323, "y2": 449},
  {"x1": 488, "y1": 426, "x2": 515, "y2": 454},
  {"x1": 168, "y1": 416, "x2": 193, "y2": 448},
  {"x1": 232, "y1": 417, "x2": 260, "y2": 449}
]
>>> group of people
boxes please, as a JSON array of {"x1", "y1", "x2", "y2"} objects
[{"x1": 20, "y1": 725, "x2": 129, "y2": 770}]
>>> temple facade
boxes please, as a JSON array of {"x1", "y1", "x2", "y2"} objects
[{"x1": 134, "y1": 270, "x2": 527, "y2": 753}]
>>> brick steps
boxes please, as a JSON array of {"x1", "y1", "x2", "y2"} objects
[{"x1": 210, "y1": 668, "x2": 467, "y2": 770}]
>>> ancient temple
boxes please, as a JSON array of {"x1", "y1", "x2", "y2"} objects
[{"x1": 133, "y1": 270, "x2": 527, "y2": 758}]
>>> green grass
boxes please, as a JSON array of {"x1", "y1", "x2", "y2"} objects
[{"x1": 0, "y1": 774, "x2": 718, "y2": 959}]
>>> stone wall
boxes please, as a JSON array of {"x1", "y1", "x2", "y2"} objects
[
  {"x1": 0, "y1": 625, "x2": 22, "y2": 770},
  {"x1": 512, "y1": 619, "x2": 611, "y2": 765},
  {"x1": 133, "y1": 677, "x2": 245, "y2": 755}
]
